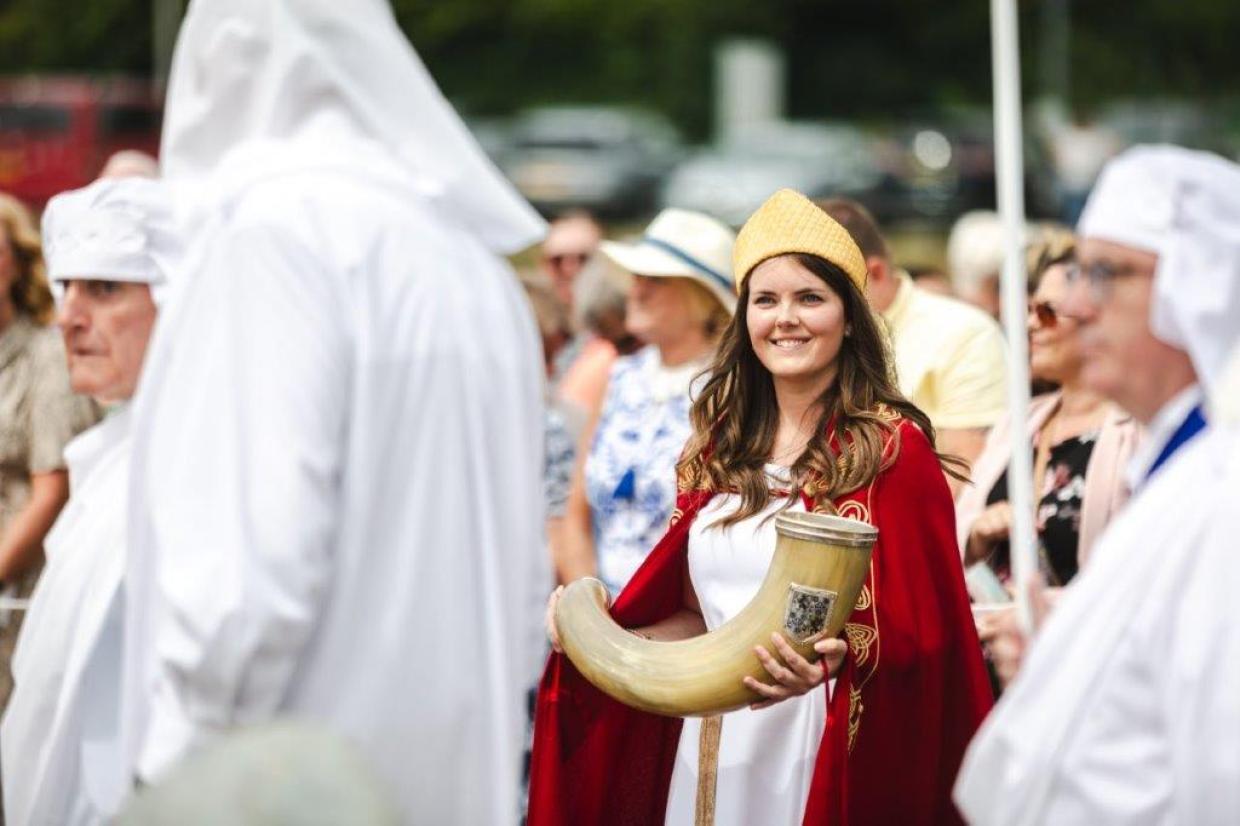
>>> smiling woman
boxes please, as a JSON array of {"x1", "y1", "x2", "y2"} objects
[{"x1": 530, "y1": 190, "x2": 992, "y2": 826}]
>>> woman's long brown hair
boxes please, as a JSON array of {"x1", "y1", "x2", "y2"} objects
[
  {"x1": 677, "y1": 253, "x2": 967, "y2": 526},
  {"x1": 0, "y1": 193, "x2": 54, "y2": 325}
]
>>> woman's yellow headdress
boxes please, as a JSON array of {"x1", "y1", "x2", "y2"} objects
[{"x1": 732, "y1": 189, "x2": 868, "y2": 293}]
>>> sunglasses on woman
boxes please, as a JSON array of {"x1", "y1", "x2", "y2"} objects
[{"x1": 1031, "y1": 300, "x2": 1058, "y2": 328}]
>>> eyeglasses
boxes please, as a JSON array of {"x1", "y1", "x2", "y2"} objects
[
  {"x1": 1063, "y1": 259, "x2": 1150, "y2": 303},
  {"x1": 1030, "y1": 300, "x2": 1059, "y2": 328}
]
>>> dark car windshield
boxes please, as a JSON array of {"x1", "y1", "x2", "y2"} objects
[
  {"x1": 99, "y1": 105, "x2": 161, "y2": 136},
  {"x1": 512, "y1": 137, "x2": 608, "y2": 151},
  {"x1": 0, "y1": 104, "x2": 71, "y2": 133}
]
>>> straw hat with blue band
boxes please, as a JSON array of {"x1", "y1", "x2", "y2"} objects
[
  {"x1": 733, "y1": 189, "x2": 869, "y2": 293},
  {"x1": 598, "y1": 209, "x2": 738, "y2": 315}
]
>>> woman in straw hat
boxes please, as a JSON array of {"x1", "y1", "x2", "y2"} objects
[
  {"x1": 531, "y1": 190, "x2": 992, "y2": 825},
  {"x1": 556, "y1": 208, "x2": 736, "y2": 593}
]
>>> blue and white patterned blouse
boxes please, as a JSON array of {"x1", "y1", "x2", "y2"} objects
[{"x1": 585, "y1": 346, "x2": 708, "y2": 595}]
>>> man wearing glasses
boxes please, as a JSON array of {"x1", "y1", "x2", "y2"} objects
[
  {"x1": 957, "y1": 144, "x2": 1240, "y2": 824},
  {"x1": 1064, "y1": 203, "x2": 1202, "y2": 488}
]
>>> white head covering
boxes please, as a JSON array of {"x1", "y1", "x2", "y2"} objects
[
  {"x1": 1078, "y1": 144, "x2": 1240, "y2": 396},
  {"x1": 42, "y1": 177, "x2": 182, "y2": 306},
  {"x1": 115, "y1": 722, "x2": 400, "y2": 825},
  {"x1": 160, "y1": 0, "x2": 544, "y2": 255}
]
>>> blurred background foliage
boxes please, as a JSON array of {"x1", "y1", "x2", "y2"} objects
[{"x1": 3, "y1": 0, "x2": 1240, "y2": 140}]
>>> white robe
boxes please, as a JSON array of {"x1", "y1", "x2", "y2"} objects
[
  {"x1": 2, "y1": 408, "x2": 132, "y2": 825},
  {"x1": 954, "y1": 423, "x2": 1240, "y2": 824},
  {"x1": 119, "y1": 140, "x2": 549, "y2": 823}
]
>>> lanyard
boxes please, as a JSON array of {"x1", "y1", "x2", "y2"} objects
[{"x1": 1144, "y1": 403, "x2": 1206, "y2": 483}]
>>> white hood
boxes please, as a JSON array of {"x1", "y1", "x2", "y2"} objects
[
  {"x1": 160, "y1": 0, "x2": 545, "y2": 254},
  {"x1": 1078, "y1": 144, "x2": 1240, "y2": 398}
]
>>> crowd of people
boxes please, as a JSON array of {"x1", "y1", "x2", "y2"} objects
[{"x1": 0, "y1": 1, "x2": 1239, "y2": 824}]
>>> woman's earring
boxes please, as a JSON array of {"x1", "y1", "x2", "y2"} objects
[{"x1": 844, "y1": 325, "x2": 853, "y2": 337}]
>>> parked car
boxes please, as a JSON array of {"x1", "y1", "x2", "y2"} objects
[
  {"x1": 866, "y1": 113, "x2": 1063, "y2": 224},
  {"x1": 863, "y1": 120, "x2": 998, "y2": 224},
  {"x1": 0, "y1": 76, "x2": 161, "y2": 206},
  {"x1": 660, "y1": 121, "x2": 882, "y2": 227},
  {"x1": 499, "y1": 106, "x2": 682, "y2": 219}
]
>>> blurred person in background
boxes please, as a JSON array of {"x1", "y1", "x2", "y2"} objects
[
  {"x1": 517, "y1": 271, "x2": 575, "y2": 812},
  {"x1": 957, "y1": 229, "x2": 1137, "y2": 589},
  {"x1": 957, "y1": 145, "x2": 1240, "y2": 824},
  {"x1": 906, "y1": 263, "x2": 954, "y2": 297},
  {"x1": 540, "y1": 210, "x2": 602, "y2": 311},
  {"x1": 2, "y1": 177, "x2": 179, "y2": 825},
  {"x1": 519, "y1": 272, "x2": 577, "y2": 587},
  {"x1": 0, "y1": 193, "x2": 99, "y2": 713},
  {"x1": 946, "y1": 210, "x2": 1004, "y2": 321},
  {"x1": 99, "y1": 150, "x2": 160, "y2": 181},
  {"x1": 117, "y1": 723, "x2": 400, "y2": 826},
  {"x1": 556, "y1": 256, "x2": 642, "y2": 433},
  {"x1": 1047, "y1": 106, "x2": 1122, "y2": 226},
  {"x1": 818, "y1": 198, "x2": 1008, "y2": 492},
  {"x1": 119, "y1": 1, "x2": 549, "y2": 822},
  {"x1": 557, "y1": 209, "x2": 735, "y2": 593},
  {"x1": 542, "y1": 211, "x2": 603, "y2": 386}
]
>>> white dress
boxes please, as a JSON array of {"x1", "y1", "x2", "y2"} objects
[{"x1": 665, "y1": 469, "x2": 826, "y2": 826}]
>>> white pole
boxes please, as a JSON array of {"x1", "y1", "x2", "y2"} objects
[{"x1": 990, "y1": 0, "x2": 1037, "y2": 631}]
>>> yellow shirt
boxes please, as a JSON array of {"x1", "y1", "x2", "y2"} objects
[{"x1": 881, "y1": 272, "x2": 1008, "y2": 430}]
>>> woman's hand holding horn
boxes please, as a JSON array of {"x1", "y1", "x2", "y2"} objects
[{"x1": 744, "y1": 633, "x2": 848, "y2": 710}]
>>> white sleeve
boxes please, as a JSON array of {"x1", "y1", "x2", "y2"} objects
[
  {"x1": 1166, "y1": 499, "x2": 1240, "y2": 824},
  {"x1": 137, "y1": 216, "x2": 350, "y2": 779}
]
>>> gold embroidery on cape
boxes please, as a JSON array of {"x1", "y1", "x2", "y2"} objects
[
  {"x1": 835, "y1": 499, "x2": 871, "y2": 524},
  {"x1": 670, "y1": 507, "x2": 684, "y2": 527},
  {"x1": 873, "y1": 401, "x2": 901, "y2": 423},
  {"x1": 847, "y1": 685, "x2": 864, "y2": 753},
  {"x1": 811, "y1": 499, "x2": 837, "y2": 516},
  {"x1": 844, "y1": 622, "x2": 877, "y2": 667},
  {"x1": 854, "y1": 584, "x2": 872, "y2": 611}
]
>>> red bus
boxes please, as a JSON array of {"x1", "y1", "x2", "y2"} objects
[{"x1": 0, "y1": 76, "x2": 162, "y2": 207}]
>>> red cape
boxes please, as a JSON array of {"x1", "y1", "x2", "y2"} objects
[{"x1": 528, "y1": 420, "x2": 992, "y2": 825}]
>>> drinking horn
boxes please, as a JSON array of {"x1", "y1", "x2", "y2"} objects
[{"x1": 555, "y1": 511, "x2": 877, "y2": 717}]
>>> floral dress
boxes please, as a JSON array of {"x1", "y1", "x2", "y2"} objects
[
  {"x1": 584, "y1": 346, "x2": 707, "y2": 595},
  {"x1": 986, "y1": 430, "x2": 1098, "y2": 586}
]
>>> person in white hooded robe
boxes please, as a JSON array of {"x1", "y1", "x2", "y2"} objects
[
  {"x1": 1, "y1": 177, "x2": 179, "y2": 825},
  {"x1": 119, "y1": 1, "x2": 550, "y2": 822},
  {"x1": 954, "y1": 145, "x2": 1240, "y2": 824}
]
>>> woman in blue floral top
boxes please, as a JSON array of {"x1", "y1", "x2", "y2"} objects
[{"x1": 560, "y1": 208, "x2": 736, "y2": 595}]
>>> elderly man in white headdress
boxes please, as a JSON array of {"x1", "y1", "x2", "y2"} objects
[
  {"x1": 955, "y1": 144, "x2": 1240, "y2": 824},
  {"x1": 118, "y1": 1, "x2": 549, "y2": 823},
  {"x1": 1, "y1": 177, "x2": 179, "y2": 825}
]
